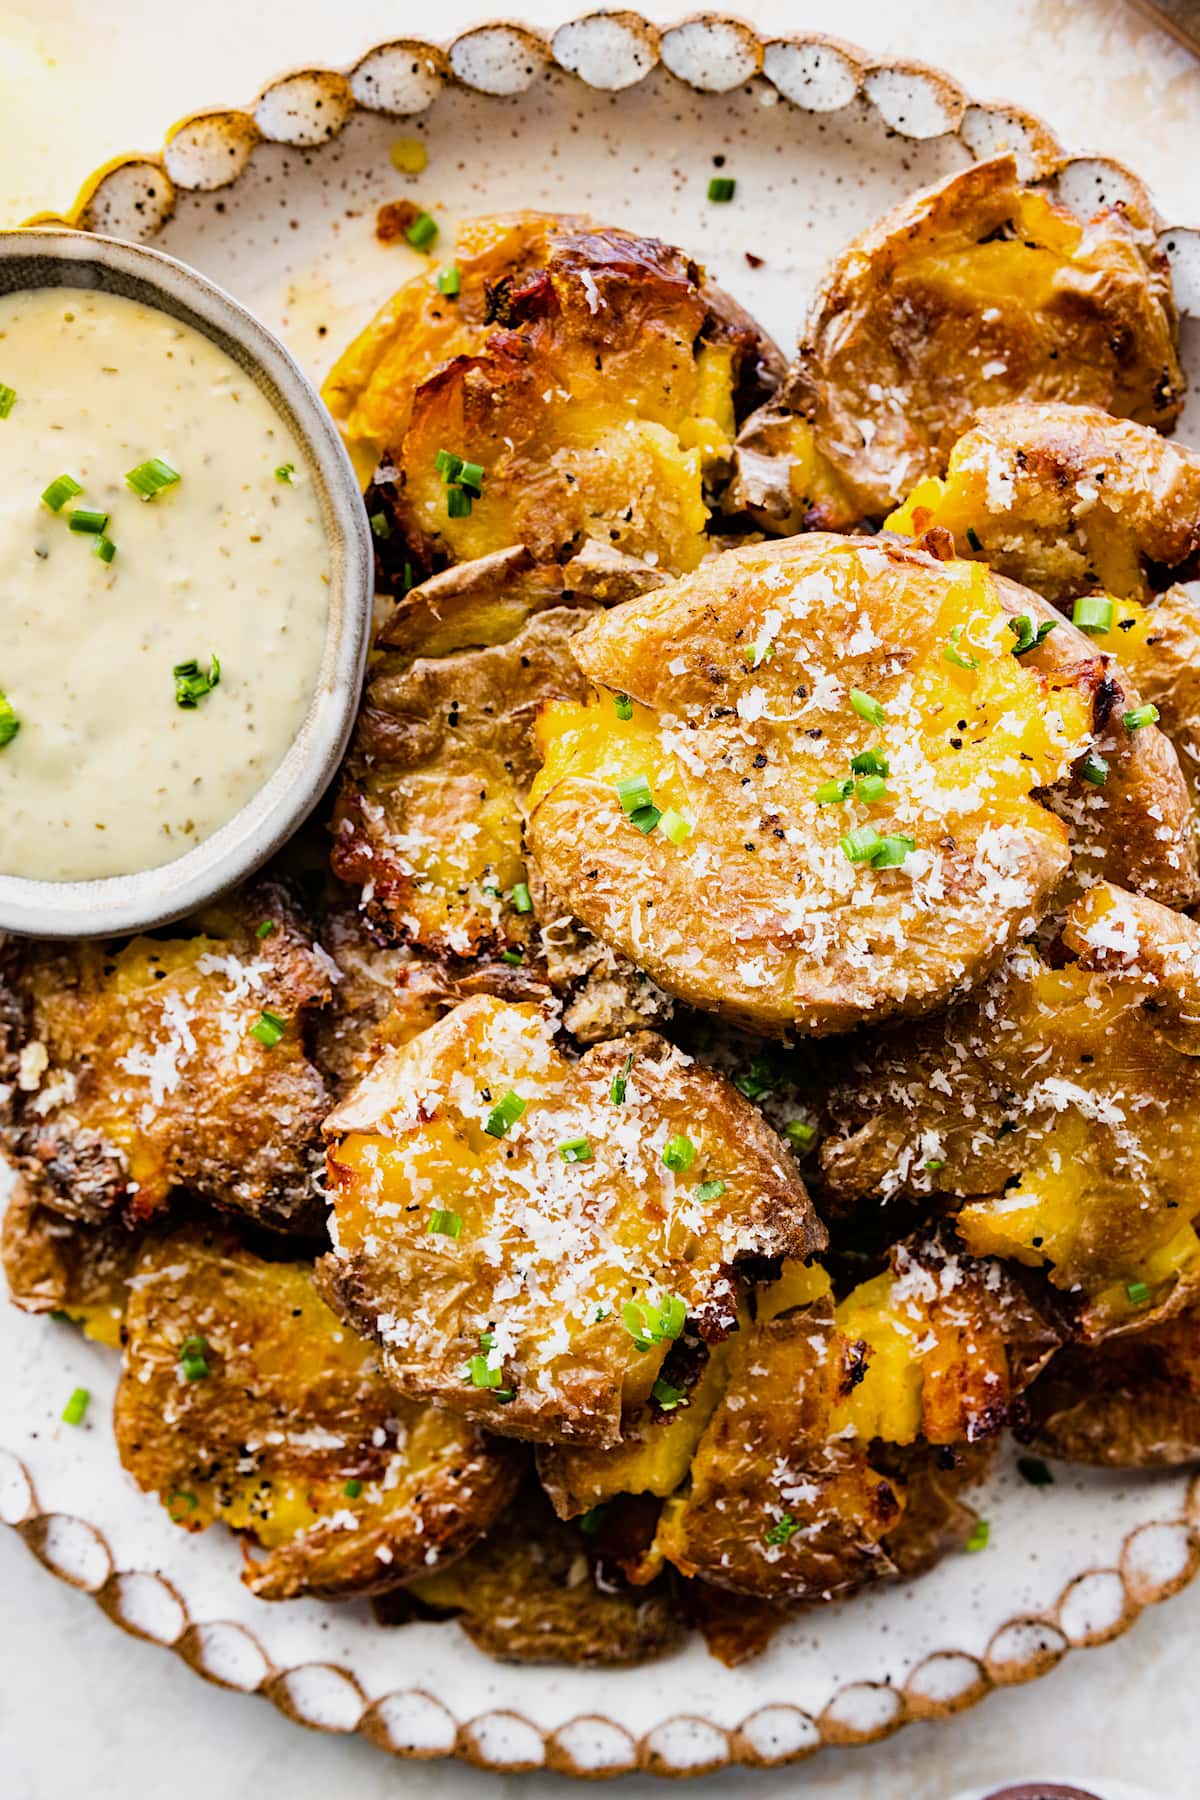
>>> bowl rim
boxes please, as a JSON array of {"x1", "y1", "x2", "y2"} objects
[{"x1": 0, "y1": 225, "x2": 372, "y2": 938}]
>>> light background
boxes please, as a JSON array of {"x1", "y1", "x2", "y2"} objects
[{"x1": 0, "y1": 2, "x2": 1197, "y2": 1796}]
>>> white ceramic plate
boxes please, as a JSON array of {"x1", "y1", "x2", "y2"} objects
[{"x1": 5, "y1": 13, "x2": 1200, "y2": 1779}]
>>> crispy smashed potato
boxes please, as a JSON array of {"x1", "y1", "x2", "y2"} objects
[
  {"x1": 1022, "y1": 1308, "x2": 1200, "y2": 1467},
  {"x1": 405, "y1": 1483, "x2": 684, "y2": 1665},
  {"x1": 114, "y1": 1227, "x2": 519, "y2": 1600},
  {"x1": 1, "y1": 1181, "x2": 141, "y2": 1346},
  {"x1": 324, "y1": 212, "x2": 782, "y2": 575},
  {"x1": 730, "y1": 155, "x2": 1182, "y2": 530},
  {"x1": 0, "y1": 882, "x2": 330, "y2": 1233},
  {"x1": 822, "y1": 881, "x2": 1200, "y2": 1339},
  {"x1": 886, "y1": 404, "x2": 1200, "y2": 605},
  {"x1": 322, "y1": 995, "x2": 823, "y2": 1448},
  {"x1": 529, "y1": 534, "x2": 1109, "y2": 1037},
  {"x1": 1135, "y1": 584, "x2": 1200, "y2": 806},
  {"x1": 331, "y1": 605, "x2": 594, "y2": 955},
  {"x1": 309, "y1": 903, "x2": 415, "y2": 1093}
]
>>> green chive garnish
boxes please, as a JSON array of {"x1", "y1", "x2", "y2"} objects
[
  {"x1": 343, "y1": 1479, "x2": 363, "y2": 1498},
  {"x1": 873, "y1": 834, "x2": 915, "y2": 868},
  {"x1": 179, "y1": 1335, "x2": 210, "y2": 1381},
  {"x1": 500, "y1": 948, "x2": 523, "y2": 965},
  {"x1": 923, "y1": 1157, "x2": 944, "y2": 1172},
  {"x1": 613, "y1": 692, "x2": 633, "y2": 721},
  {"x1": 1080, "y1": 752, "x2": 1109, "y2": 786},
  {"x1": 850, "y1": 748, "x2": 889, "y2": 777},
  {"x1": 616, "y1": 773, "x2": 654, "y2": 814},
  {"x1": 435, "y1": 449, "x2": 463, "y2": 481},
  {"x1": 854, "y1": 773, "x2": 888, "y2": 804},
  {"x1": 943, "y1": 625, "x2": 979, "y2": 671},
  {"x1": 0, "y1": 690, "x2": 19, "y2": 750},
  {"x1": 447, "y1": 486, "x2": 472, "y2": 518},
  {"x1": 651, "y1": 1377, "x2": 687, "y2": 1411},
  {"x1": 249, "y1": 1010, "x2": 286, "y2": 1048},
  {"x1": 622, "y1": 1292, "x2": 686, "y2": 1352},
  {"x1": 816, "y1": 777, "x2": 853, "y2": 806},
  {"x1": 437, "y1": 263, "x2": 461, "y2": 296},
  {"x1": 369, "y1": 510, "x2": 392, "y2": 541},
  {"x1": 707, "y1": 176, "x2": 736, "y2": 202},
  {"x1": 1072, "y1": 595, "x2": 1114, "y2": 636},
  {"x1": 659, "y1": 808, "x2": 693, "y2": 844},
  {"x1": 1123, "y1": 704, "x2": 1159, "y2": 731},
  {"x1": 610, "y1": 1052, "x2": 633, "y2": 1106},
  {"x1": 1008, "y1": 615, "x2": 1056, "y2": 656},
  {"x1": 850, "y1": 688, "x2": 886, "y2": 728},
  {"x1": 61, "y1": 1387, "x2": 90, "y2": 1425},
  {"x1": 173, "y1": 654, "x2": 221, "y2": 708},
  {"x1": 735, "y1": 1056, "x2": 778, "y2": 1101},
  {"x1": 1017, "y1": 1456, "x2": 1054, "y2": 1487},
  {"x1": 41, "y1": 473, "x2": 82, "y2": 512},
  {"x1": 94, "y1": 535, "x2": 116, "y2": 564},
  {"x1": 764, "y1": 1512, "x2": 798, "y2": 1546},
  {"x1": 125, "y1": 457, "x2": 180, "y2": 500},
  {"x1": 695, "y1": 1179, "x2": 726, "y2": 1203},
  {"x1": 1126, "y1": 1279, "x2": 1151, "y2": 1306},
  {"x1": 784, "y1": 1120, "x2": 816, "y2": 1151},
  {"x1": 274, "y1": 463, "x2": 296, "y2": 484},
  {"x1": 559, "y1": 1136, "x2": 593, "y2": 1164},
  {"x1": 68, "y1": 507, "x2": 108, "y2": 535},
  {"x1": 629, "y1": 804, "x2": 662, "y2": 834},
  {"x1": 510, "y1": 881, "x2": 533, "y2": 914},
  {"x1": 579, "y1": 1504, "x2": 606, "y2": 1535},
  {"x1": 456, "y1": 460, "x2": 484, "y2": 495},
  {"x1": 0, "y1": 384, "x2": 16, "y2": 418},
  {"x1": 466, "y1": 1353, "x2": 505, "y2": 1390},
  {"x1": 662, "y1": 1134, "x2": 695, "y2": 1174},
  {"x1": 966, "y1": 1519, "x2": 990, "y2": 1552},
  {"x1": 965, "y1": 525, "x2": 983, "y2": 553},
  {"x1": 429, "y1": 1209, "x2": 463, "y2": 1238},
  {"x1": 841, "y1": 824, "x2": 882, "y2": 864},
  {"x1": 405, "y1": 210, "x2": 438, "y2": 251},
  {"x1": 484, "y1": 1089, "x2": 525, "y2": 1138},
  {"x1": 256, "y1": 919, "x2": 277, "y2": 939}
]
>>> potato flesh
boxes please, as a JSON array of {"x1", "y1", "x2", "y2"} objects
[{"x1": 530, "y1": 537, "x2": 1093, "y2": 1034}]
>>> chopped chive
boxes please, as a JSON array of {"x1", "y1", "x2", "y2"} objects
[
  {"x1": 815, "y1": 776, "x2": 853, "y2": 806},
  {"x1": 1017, "y1": 1456, "x2": 1054, "y2": 1488},
  {"x1": 167, "y1": 1490, "x2": 198, "y2": 1515},
  {"x1": 48, "y1": 1310, "x2": 77, "y2": 1325},
  {"x1": 274, "y1": 463, "x2": 296, "y2": 484},
  {"x1": 68, "y1": 507, "x2": 108, "y2": 535},
  {"x1": 456, "y1": 459, "x2": 484, "y2": 495},
  {"x1": 1080, "y1": 752, "x2": 1109, "y2": 787},
  {"x1": 484, "y1": 1089, "x2": 526, "y2": 1137},
  {"x1": 849, "y1": 688, "x2": 885, "y2": 728},
  {"x1": 0, "y1": 690, "x2": 19, "y2": 750},
  {"x1": 651, "y1": 1377, "x2": 687, "y2": 1410},
  {"x1": 629, "y1": 804, "x2": 662, "y2": 834},
  {"x1": 662, "y1": 1133, "x2": 695, "y2": 1174},
  {"x1": 746, "y1": 639, "x2": 774, "y2": 669},
  {"x1": 622, "y1": 1292, "x2": 686, "y2": 1352},
  {"x1": 429, "y1": 1209, "x2": 463, "y2": 1238},
  {"x1": 923, "y1": 1157, "x2": 945, "y2": 1172},
  {"x1": 735, "y1": 1056, "x2": 779, "y2": 1101},
  {"x1": 1126, "y1": 1279, "x2": 1151, "y2": 1306},
  {"x1": 343, "y1": 1478, "x2": 363, "y2": 1498},
  {"x1": 179, "y1": 1334, "x2": 210, "y2": 1381},
  {"x1": 966, "y1": 1519, "x2": 990, "y2": 1552},
  {"x1": 784, "y1": 1120, "x2": 816, "y2": 1151},
  {"x1": 695, "y1": 1178, "x2": 726, "y2": 1203},
  {"x1": 256, "y1": 919, "x2": 277, "y2": 939},
  {"x1": 1072, "y1": 595, "x2": 1114, "y2": 635},
  {"x1": 613, "y1": 691, "x2": 633, "y2": 721},
  {"x1": 1123, "y1": 704, "x2": 1159, "y2": 731},
  {"x1": 965, "y1": 525, "x2": 983, "y2": 553},
  {"x1": 249, "y1": 1010, "x2": 286, "y2": 1048},
  {"x1": 616, "y1": 773, "x2": 654, "y2": 815},
  {"x1": 437, "y1": 263, "x2": 461, "y2": 297},
  {"x1": 368, "y1": 509, "x2": 392, "y2": 541},
  {"x1": 854, "y1": 773, "x2": 888, "y2": 804},
  {"x1": 559, "y1": 1136, "x2": 593, "y2": 1164},
  {"x1": 61, "y1": 1387, "x2": 90, "y2": 1425},
  {"x1": 493, "y1": 1388, "x2": 516, "y2": 1403},
  {"x1": 466, "y1": 1353, "x2": 505, "y2": 1390},
  {"x1": 125, "y1": 457, "x2": 180, "y2": 500},
  {"x1": 659, "y1": 808, "x2": 693, "y2": 844},
  {"x1": 850, "y1": 748, "x2": 889, "y2": 777},
  {"x1": 707, "y1": 176, "x2": 736, "y2": 202},
  {"x1": 610, "y1": 1051, "x2": 633, "y2": 1106},
  {"x1": 765, "y1": 1512, "x2": 798, "y2": 1546},
  {"x1": 405, "y1": 210, "x2": 438, "y2": 251},
  {"x1": 510, "y1": 881, "x2": 533, "y2": 914},
  {"x1": 94, "y1": 535, "x2": 116, "y2": 564},
  {"x1": 173, "y1": 653, "x2": 221, "y2": 708},
  {"x1": 579, "y1": 1504, "x2": 606, "y2": 1535},
  {"x1": 447, "y1": 485, "x2": 472, "y2": 518},
  {"x1": 500, "y1": 948, "x2": 524, "y2": 965},
  {"x1": 873, "y1": 834, "x2": 915, "y2": 868},
  {"x1": 41, "y1": 473, "x2": 82, "y2": 512},
  {"x1": 0, "y1": 383, "x2": 16, "y2": 418},
  {"x1": 435, "y1": 448, "x2": 463, "y2": 482},
  {"x1": 1008, "y1": 615, "x2": 1057, "y2": 656},
  {"x1": 943, "y1": 624, "x2": 979, "y2": 671},
  {"x1": 841, "y1": 824, "x2": 882, "y2": 864}
]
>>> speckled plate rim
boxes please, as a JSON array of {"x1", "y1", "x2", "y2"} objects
[{"x1": 5, "y1": 10, "x2": 1200, "y2": 1779}]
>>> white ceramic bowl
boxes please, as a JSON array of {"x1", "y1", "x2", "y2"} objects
[{"x1": 0, "y1": 227, "x2": 372, "y2": 938}]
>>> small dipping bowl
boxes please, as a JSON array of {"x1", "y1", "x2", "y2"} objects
[{"x1": 0, "y1": 228, "x2": 372, "y2": 938}]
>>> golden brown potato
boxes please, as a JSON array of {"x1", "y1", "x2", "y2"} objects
[
  {"x1": 1, "y1": 1180, "x2": 141, "y2": 1347},
  {"x1": 331, "y1": 605, "x2": 595, "y2": 955},
  {"x1": 886, "y1": 404, "x2": 1200, "y2": 605},
  {"x1": 1021, "y1": 1308, "x2": 1200, "y2": 1466},
  {"x1": 876, "y1": 1440, "x2": 996, "y2": 1580},
  {"x1": 321, "y1": 995, "x2": 824, "y2": 1448},
  {"x1": 821, "y1": 880, "x2": 1200, "y2": 1340},
  {"x1": 1135, "y1": 584, "x2": 1200, "y2": 806},
  {"x1": 404, "y1": 1482, "x2": 684, "y2": 1665},
  {"x1": 729, "y1": 155, "x2": 1182, "y2": 530},
  {"x1": 0, "y1": 882, "x2": 331, "y2": 1234},
  {"x1": 114, "y1": 1226, "x2": 520, "y2": 1601},
  {"x1": 309, "y1": 903, "x2": 416, "y2": 1094},
  {"x1": 324, "y1": 212, "x2": 783, "y2": 578},
  {"x1": 529, "y1": 534, "x2": 1112, "y2": 1037}
]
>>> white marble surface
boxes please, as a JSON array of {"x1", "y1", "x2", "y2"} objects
[{"x1": 2, "y1": 3, "x2": 1199, "y2": 1795}]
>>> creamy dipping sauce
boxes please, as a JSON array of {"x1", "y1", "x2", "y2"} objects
[{"x1": 0, "y1": 287, "x2": 331, "y2": 882}]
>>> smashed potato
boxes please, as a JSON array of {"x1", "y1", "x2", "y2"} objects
[
  {"x1": 731, "y1": 155, "x2": 1182, "y2": 529},
  {"x1": 1133, "y1": 584, "x2": 1200, "y2": 806},
  {"x1": 529, "y1": 534, "x2": 1106, "y2": 1036},
  {"x1": 322, "y1": 995, "x2": 823, "y2": 1448},
  {"x1": 114, "y1": 1227, "x2": 519, "y2": 1600},
  {"x1": 886, "y1": 404, "x2": 1200, "y2": 605},
  {"x1": 0, "y1": 882, "x2": 330, "y2": 1233},
  {"x1": 325, "y1": 212, "x2": 782, "y2": 576},
  {"x1": 1, "y1": 1180, "x2": 141, "y2": 1346},
  {"x1": 822, "y1": 881, "x2": 1200, "y2": 1339},
  {"x1": 1022, "y1": 1308, "x2": 1200, "y2": 1467}
]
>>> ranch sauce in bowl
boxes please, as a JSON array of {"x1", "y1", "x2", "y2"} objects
[{"x1": 0, "y1": 286, "x2": 331, "y2": 883}]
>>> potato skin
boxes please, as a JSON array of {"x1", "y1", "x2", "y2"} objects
[
  {"x1": 114, "y1": 1226, "x2": 520, "y2": 1601},
  {"x1": 732, "y1": 155, "x2": 1182, "y2": 529},
  {"x1": 322, "y1": 995, "x2": 824, "y2": 1448},
  {"x1": 0, "y1": 881, "x2": 331, "y2": 1234},
  {"x1": 1137, "y1": 584, "x2": 1200, "y2": 807},
  {"x1": 1021, "y1": 1309, "x2": 1200, "y2": 1467},
  {"x1": 530, "y1": 534, "x2": 1108, "y2": 1036},
  {"x1": 1, "y1": 1180, "x2": 141, "y2": 1345}
]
